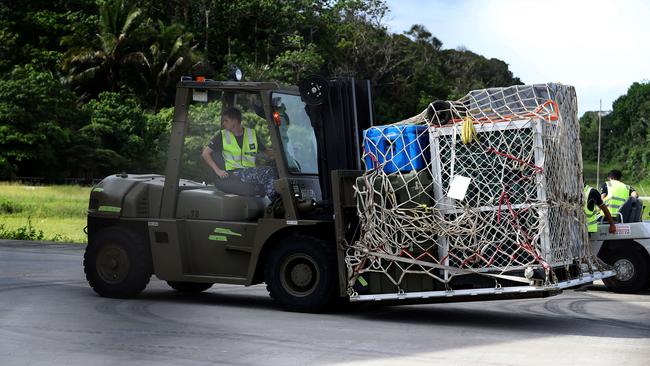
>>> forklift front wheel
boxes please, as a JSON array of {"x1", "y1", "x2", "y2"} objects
[
  {"x1": 84, "y1": 227, "x2": 152, "y2": 298},
  {"x1": 265, "y1": 236, "x2": 337, "y2": 313},
  {"x1": 602, "y1": 247, "x2": 649, "y2": 293}
]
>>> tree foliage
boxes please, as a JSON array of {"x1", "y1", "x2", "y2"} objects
[
  {"x1": 0, "y1": 0, "x2": 524, "y2": 181},
  {"x1": 0, "y1": 65, "x2": 84, "y2": 180},
  {"x1": 80, "y1": 92, "x2": 149, "y2": 172},
  {"x1": 63, "y1": 0, "x2": 149, "y2": 97},
  {"x1": 148, "y1": 21, "x2": 200, "y2": 110},
  {"x1": 580, "y1": 82, "x2": 650, "y2": 182}
]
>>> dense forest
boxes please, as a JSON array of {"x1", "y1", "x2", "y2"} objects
[{"x1": 1, "y1": 0, "x2": 528, "y2": 182}]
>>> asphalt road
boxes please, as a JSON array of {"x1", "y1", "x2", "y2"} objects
[{"x1": 1, "y1": 240, "x2": 649, "y2": 366}]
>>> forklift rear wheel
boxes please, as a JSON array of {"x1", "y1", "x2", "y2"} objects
[
  {"x1": 602, "y1": 247, "x2": 649, "y2": 293},
  {"x1": 265, "y1": 236, "x2": 337, "y2": 313},
  {"x1": 84, "y1": 227, "x2": 152, "y2": 298},
  {"x1": 167, "y1": 281, "x2": 213, "y2": 293}
]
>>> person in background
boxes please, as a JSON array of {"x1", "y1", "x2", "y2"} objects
[
  {"x1": 584, "y1": 184, "x2": 617, "y2": 235},
  {"x1": 600, "y1": 169, "x2": 638, "y2": 219}
]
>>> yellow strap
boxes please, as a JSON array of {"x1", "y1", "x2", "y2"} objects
[{"x1": 461, "y1": 117, "x2": 478, "y2": 145}]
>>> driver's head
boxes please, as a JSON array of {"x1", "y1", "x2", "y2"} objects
[{"x1": 221, "y1": 107, "x2": 242, "y2": 132}]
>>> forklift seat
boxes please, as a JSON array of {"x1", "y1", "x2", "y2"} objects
[{"x1": 618, "y1": 197, "x2": 643, "y2": 223}]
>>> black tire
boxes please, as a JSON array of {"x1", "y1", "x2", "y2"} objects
[
  {"x1": 265, "y1": 236, "x2": 338, "y2": 313},
  {"x1": 167, "y1": 281, "x2": 213, "y2": 293},
  {"x1": 602, "y1": 247, "x2": 649, "y2": 293},
  {"x1": 84, "y1": 226, "x2": 152, "y2": 298}
]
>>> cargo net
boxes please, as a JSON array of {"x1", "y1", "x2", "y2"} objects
[{"x1": 347, "y1": 83, "x2": 602, "y2": 296}]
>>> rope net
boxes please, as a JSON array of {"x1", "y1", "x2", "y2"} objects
[{"x1": 347, "y1": 83, "x2": 601, "y2": 296}]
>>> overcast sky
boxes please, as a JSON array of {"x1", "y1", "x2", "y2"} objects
[{"x1": 384, "y1": 0, "x2": 650, "y2": 115}]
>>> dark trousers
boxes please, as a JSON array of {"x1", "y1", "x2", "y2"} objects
[{"x1": 232, "y1": 166, "x2": 278, "y2": 200}]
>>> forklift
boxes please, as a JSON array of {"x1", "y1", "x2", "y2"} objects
[
  {"x1": 84, "y1": 72, "x2": 371, "y2": 312},
  {"x1": 84, "y1": 73, "x2": 614, "y2": 313}
]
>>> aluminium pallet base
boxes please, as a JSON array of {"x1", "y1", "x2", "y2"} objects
[{"x1": 349, "y1": 270, "x2": 615, "y2": 303}]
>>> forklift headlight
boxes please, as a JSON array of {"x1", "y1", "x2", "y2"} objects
[{"x1": 229, "y1": 65, "x2": 243, "y2": 81}]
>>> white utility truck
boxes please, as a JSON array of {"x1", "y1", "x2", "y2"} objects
[{"x1": 591, "y1": 197, "x2": 650, "y2": 292}]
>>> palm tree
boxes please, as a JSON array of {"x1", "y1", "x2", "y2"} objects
[
  {"x1": 63, "y1": 0, "x2": 149, "y2": 95},
  {"x1": 148, "y1": 21, "x2": 199, "y2": 110}
]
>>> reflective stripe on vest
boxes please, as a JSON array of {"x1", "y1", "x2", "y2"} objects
[
  {"x1": 604, "y1": 180, "x2": 630, "y2": 215},
  {"x1": 222, "y1": 128, "x2": 258, "y2": 171},
  {"x1": 583, "y1": 185, "x2": 600, "y2": 233}
]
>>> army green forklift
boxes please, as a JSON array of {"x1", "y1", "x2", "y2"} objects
[{"x1": 84, "y1": 73, "x2": 371, "y2": 312}]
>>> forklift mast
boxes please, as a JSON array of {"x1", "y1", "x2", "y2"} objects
[{"x1": 299, "y1": 76, "x2": 374, "y2": 205}]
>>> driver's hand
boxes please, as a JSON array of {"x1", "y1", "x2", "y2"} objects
[
  {"x1": 256, "y1": 152, "x2": 275, "y2": 165},
  {"x1": 215, "y1": 169, "x2": 229, "y2": 179},
  {"x1": 608, "y1": 223, "x2": 617, "y2": 234}
]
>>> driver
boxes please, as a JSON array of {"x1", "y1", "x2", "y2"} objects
[{"x1": 201, "y1": 107, "x2": 278, "y2": 201}]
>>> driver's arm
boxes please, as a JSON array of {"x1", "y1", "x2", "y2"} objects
[
  {"x1": 256, "y1": 135, "x2": 273, "y2": 157},
  {"x1": 202, "y1": 146, "x2": 228, "y2": 179},
  {"x1": 591, "y1": 188, "x2": 616, "y2": 234},
  {"x1": 598, "y1": 203, "x2": 617, "y2": 234}
]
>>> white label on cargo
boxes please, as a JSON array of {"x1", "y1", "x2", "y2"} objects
[
  {"x1": 193, "y1": 90, "x2": 208, "y2": 102},
  {"x1": 447, "y1": 175, "x2": 471, "y2": 201}
]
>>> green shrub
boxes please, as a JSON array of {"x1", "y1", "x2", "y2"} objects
[
  {"x1": 0, "y1": 200, "x2": 22, "y2": 214},
  {"x1": 0, "y1": 217, "x2": 45, "y2": 241}
]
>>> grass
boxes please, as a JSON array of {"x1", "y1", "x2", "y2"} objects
[{"x1": 0, "y1": 183, "x2": 89, "y2": 243}]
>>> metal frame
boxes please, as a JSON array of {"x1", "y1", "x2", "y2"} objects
[
  {"x1": 350, "y1": 270, "x2": 615, "y2": 302},
  {"x1": 428, "y1": 118, "x2": 567, "y2": 274},
  {"x1": 428, "y1": 125, "x2": 449, "y2": 281},
  {"x1": 533, "y1": 119, "x2": 551, "y2": 262}
]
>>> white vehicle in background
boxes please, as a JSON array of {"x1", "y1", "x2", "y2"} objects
[{"x1": 590, "y1": 197, "x2": 650, "y2": 292}]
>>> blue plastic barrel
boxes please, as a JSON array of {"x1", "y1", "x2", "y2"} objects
[{"x1": 363, "y1": 125, "x2": 430, "y2": 173}]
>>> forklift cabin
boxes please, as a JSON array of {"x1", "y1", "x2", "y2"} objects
[{"x1": 84, "y1": 76, "x2": 374, "y2": 312}]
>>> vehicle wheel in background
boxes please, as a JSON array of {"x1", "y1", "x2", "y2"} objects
[{"x1": 602, "y1": 247, "x2": 649, "y2": 293}]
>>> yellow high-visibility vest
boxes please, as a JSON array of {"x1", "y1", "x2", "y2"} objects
[
  {"x1": 583, "y1": 185, "x2": 600, "y2": 233},
  {"x1": 604, "y1": 180, "x2": 630, "y2": 217},
  {"x1": 222, "y1": 128, "x2": 257, "y2": 171}
]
